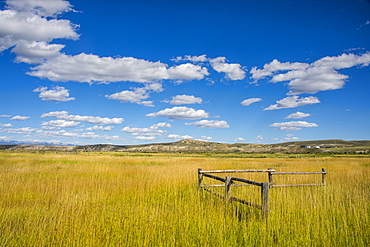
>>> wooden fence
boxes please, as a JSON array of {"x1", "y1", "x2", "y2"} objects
[{"x1": 198, "y1": 168, "x2": 327, "y2": 219}]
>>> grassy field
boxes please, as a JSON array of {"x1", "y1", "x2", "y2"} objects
[{"x1": 0, "y1": 152, "x2": 369, "y2": 246}]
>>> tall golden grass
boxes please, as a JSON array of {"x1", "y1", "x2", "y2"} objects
[{"x1": 0, "y1": 152, "x2": 369, "y2": 246}]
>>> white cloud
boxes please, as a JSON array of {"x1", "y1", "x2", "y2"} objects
[
  {"x1": 6, "y1": 127, "x2": 39, "y2": 134},
  {"x1": 85, "y1": 125, "x2": 114, "y2": 131},
  {"x1": 198, "y1": 136, "x2": 213, "y2": 141},
  {"x1": 28, "y1": 53, "x2": 209, "y2": 84},
  {"x1": 0, "y1": 8, "x2": 78, "y2": 52},
  {"x1": 210, "y1": 57, "x2": 246, "y2": 80},
  {"x1": 250, "y1": 53, "x2": 370, "y2": 95},
  {"x1": 152, "y1": 122, "x2": 172, "y2": 128},
  {"x1": 172, "y1": 55, "x2": 208, "y2": 63},
  {"x1": 285, "y1": 111, "x2": 311, "y2": 119},
  {"x1": 250, "y1": 59, "x2": 308, "y2": 82},
  {"x1": 10, "y1": 115, "x2": 30, "y2": 120},
  {"x1": 106, "y1": 83, "x2": 163, "y2": 106},
  {"x1": 121, "y1": 123, "x2": 171, "y2": 137},
  {"x1": 132, "y1": 136, "x2": 155, "y2": 141},
  {"x1": 185, "y1": 120, "x2": 230, "y2": 128},
  {"x1": 234, "y1": 137, "x2": 245, "y2": 142},
  {"x1": 264, "y1": 96, "x2": 320, "y2": 110},
  {"x1": 33, "y1": 86, "x2": 75, "y2": 101},
  {"x1": 12, "y1": 41, "x2": 65, "y2": 64},
  {"x1": 172, "y1": 55, "x2": 246, "y2": 80},
  {"x1": 0, "y1": 115, "x2": 12, "y2": 118},
  {"x1": 0, "y1": 123, "x2": 13, "y2": 127},
  {"x1": 167, "y1": 63, "x2": 209, "y2": 81},
  {"x1": 38, "y1": 129, "x2": 124, "y2": 141},
  {"x1": 256, "y1": 135, "x2": 265, "y2": 140},
  {"x1": 269, "y1": 121, "x2": 318, "y2": 131},
  {"x1": 41, "y1": 119, "x2": 80, "y2": 128},
  {"x1": 165, "y1": 95, "x2": 202, "y2": 105},
  {"x1": 240, "y1": 97, "x2": 262, "y2": 106},
  {"x1": 167, "y1": 134, "x2": 193, "y2": 140},
  {"x1": 146, "y1": 106, "x2": 209, "y2": 120},
  {"x1": 282, "y1": 134, "x2": 299, "y2": 141},
  {"x1": 6, "y1": 0, "x2": 73, "y2": 17},
  {"x1": 41, "y1": 111, "x2": 124, "y2": 125}
]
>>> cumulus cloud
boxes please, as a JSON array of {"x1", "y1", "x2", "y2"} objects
[
  {"x1": 33, "y1": 86, "x2": 75, "y2": 101},
  {"x1": 121, "y1": 122, "x2": 171, "y2": 137},
  {"x1": 12, "y1": 41, "x2": 65, "y2": 64},
  {"x1": 172, "y1": 55, "x2": 208, "y2": 63},
  {"x1": 10, "y1": 115, "x2": 30, "y2": 120},
  {"x1": 85, "y1": 125, "x2": 114, "y2": 131},
  {"x1": 269, "y1": 121, "x2": 318, "y2": 131},
  {"x1": 209, "y1": 57, "x2": 246, "y2": 80},
  {"x1": 164, "y1": 95, "x2": 202, "y2": 105},
  {"x1": 285, "y1": 111, "x2": 311, "y2": 119},
  {"x1": 41, "y1": 119, "x2": 80, "y2": 128},
  {"x1": 198, "y1": 136, "x2": 213, "y2": 141},
  {"x1": 27, "y1": 53, "x2": 209, "y2": 84},
  {"x1": 172, "y1": 55, "x2": 246, "y2": 80},
  {"x1": 5, "y1": 127, "x2": 38, "y2": 134},
  {"x1": 38, "y1": 129, "x2": 123, "y2": 141},
  {"x1": 146, "y1": 106, "x2": 209, "y2": 120},
  {"x1": 6, "y1": 0, "x2": 73, "y2": 17},
  {"x1": 241, "y1": 97, "x2": 262, "y2": 106},
  {"x1": 185, "y1": 120, "x2": 230, "y2": 128},
  {"x1": 250, "y1": 53, "x2": 370, "y2": 95},
  {"x1": 41, "y1": 111, "x2": 124, "y2": 125},
  {"x1": 0, "y1": 123, "x2": 13, "y2": 127},
  {"x1": 234, "y1": 137, "x2": 245, "y2": 142},
  {"x1": 132, "y1": 136, "x2": 155, "y2": 141},
  {"x1": 106, "y1": 83, "x2": 163, "y2": 106},
  {"x1": 264, "y1": 96, "x2": 320, "y2": 110},
  {"x1": 167, "y1": 134, "x2": 193, "y2": 140},
  {"x1": 0, "y1": 6, "x2": 78, "y2": 52}
]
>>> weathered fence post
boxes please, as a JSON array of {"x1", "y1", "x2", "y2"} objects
[
  {"x1": 261, "y1": 182, "x2": 269, "y2": 219},
  {"x1": 225, "y1": 176, "x2": 232, "y2": 202},
  {"x1": 268, "y1": 168, "x2": 274, "y2": 188},
  {"x1": 198, "y1": 168, "x2": 203, "y2": 190},
  {"x1": 322, "y1": 168, "x2": 327, "y2": 185}
]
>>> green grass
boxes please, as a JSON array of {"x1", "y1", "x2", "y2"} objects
[{"x1": 0, "y1": 152, "x2": 369, "y2": 246}]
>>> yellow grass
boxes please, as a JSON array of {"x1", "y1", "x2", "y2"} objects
[{"x1": 0, "y1": 152, "x2": 369, "y2": 246}]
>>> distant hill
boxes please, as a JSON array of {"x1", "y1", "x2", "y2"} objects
[{"x1": 1, "y1": 139, "x2": 369, "y2": 154}]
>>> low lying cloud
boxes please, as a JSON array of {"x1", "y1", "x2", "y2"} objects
[
  {"x1": 250, "y1": 52, "x2": 370, "y2": 95},
  {"x1": 85, "y1": 125, "x2": 114, "y2": 131},
  {"x1": 264, "y1": 96, "x2": 320, "y2": 110},
  {"x1": 28, "y1": 53, "x2": 209, "y2": 84},
  {"x1": 41, "y1": 111, "x2": 124, "y2": 125},
  {"x1": 185, "y1": 120, "x2": 230, "y2": 128},
  {"x1": 121, "y1": 122, "x2": 172, "y2": 142},
  {"x1": 106, "y1": 83, "x2": 163, "y2": 107},
  {"x1": 269, "y1": 121, "x2": 318, "y2": 131},
  {"x1": 0, "y1": 0, "x2": 78, "y2": 52},
  {"x1": 167, "y1": 134, "x2": 193, "y2": 140},
  {"x1": 41, "y1": 119, "x2": 80, "y2": 128},
  {"x1": 146, "y1": 106, "x2": 209, "y2": 120},
  {"x1": 164, "y1": 95, "x2": 203, "y2": 105},
  {"x1": 173, "y1": 55, "x2": 246, "y2": 81},
  {"x1": 33, "y1": 86, "x2": 75, "y2": 101}
]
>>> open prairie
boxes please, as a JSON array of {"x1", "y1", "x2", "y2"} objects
[{"x1": 0, "y1": 152, "x2": 369, "y2": 246}]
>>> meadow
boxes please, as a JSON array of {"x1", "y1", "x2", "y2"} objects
[{"x1": 0, "y1": 151, "x2": 369, "y2": 246}]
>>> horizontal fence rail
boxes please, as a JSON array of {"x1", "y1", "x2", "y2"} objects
[{"x1": 198, "y1": 168, "x2": 327, "y2": 219}]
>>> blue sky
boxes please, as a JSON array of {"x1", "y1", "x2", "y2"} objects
[{"x1": 1, "y1": 0, "x2": 370, "y2": 145}]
